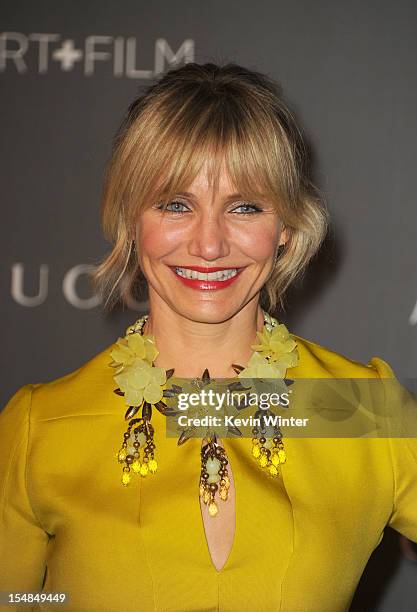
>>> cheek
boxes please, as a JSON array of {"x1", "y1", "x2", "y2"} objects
[
  {"x1": 232, "y1": 223, "x2": 279, "y2": 262},
  {"x1": 136, "y1": 215, "x2": 189, "y2": 262}
]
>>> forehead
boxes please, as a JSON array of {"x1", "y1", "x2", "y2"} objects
[
  {"x1": 151, "y1": 148, "x2": 270, "y2": 208},
  {"x1": 185, "y1": 160, "x2": 236, "y2": 195}
]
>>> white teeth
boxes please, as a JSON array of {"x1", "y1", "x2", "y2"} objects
[{"x1": 174, "y1": 268, "x2": 238, "y2": 281}]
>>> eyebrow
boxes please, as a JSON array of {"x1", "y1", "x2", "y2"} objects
[{"x1": 176, "y1": 191, "x2": 245, "y2": 200}]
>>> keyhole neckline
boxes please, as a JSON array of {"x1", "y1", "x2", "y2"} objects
[{"x1": 198, "y1": 438, "x2": 238, "y2": 574}]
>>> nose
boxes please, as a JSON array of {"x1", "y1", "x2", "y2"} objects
[{"x1": 187, "y1": 212, "x2": 230, "y2": 261}]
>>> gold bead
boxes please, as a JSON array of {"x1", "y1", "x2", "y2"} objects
[
  {"x1": 199, "y1": 484, "x2": 206, "y2": 497},
  {"x1": 121, "y1": 472, "x2": 131, "y2": 486},
  {"x1": 139, "y1": 464, "x2": 149, "y2": 477},
  {"x1": 219, "y1": 487, "x2": 228, "y2": 500},
  {"x1": 148, "y1": 459, "x2": 158, "y2": 473},
  {"x1": 203, "y1": 490, "x2": 210, "y2": 504},
  {"x1": 208, "y1": 501, "x2": 218, "y2": 516},
  {"x1": 223, "y1": 476, "x2": 231, "y2": 489},
  {"x1": 132, "y1": 460, "x2": 141, "y2": 473},
  {"x1": 269, "y1": 464, "x2": 279, "y2": 477},
  {"x1": 252, "y1": 445, "x2": 261, "y2": 458},
  {"x1": 271, "y1": 453, "x2": 279, "y2": 466},
  {"x1": 118, "y1": 449, "x2": 127, "y2": 462},
  {"x1": 278, "y1": 449, "x2": 286, "y2": 463},
  {"x1": 259, "y1": 455, "x2": 268, "y2": 468}
]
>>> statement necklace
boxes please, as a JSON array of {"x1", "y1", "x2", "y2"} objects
[{"x1": 110, "y1": 311, "x2": 299, "y2": 517}]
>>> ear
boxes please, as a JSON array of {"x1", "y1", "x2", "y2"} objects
[{"x1": 279, "y1": 225, "x2": 289, "y2": 247}]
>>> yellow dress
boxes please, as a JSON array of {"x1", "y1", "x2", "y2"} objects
[{"x1": 1, "y1": 334, "x2": 416, "y2": 612}]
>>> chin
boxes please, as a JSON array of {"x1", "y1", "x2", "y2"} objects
[{"x1": 170, "y1": 295, "x2": 253, "y2": 325}]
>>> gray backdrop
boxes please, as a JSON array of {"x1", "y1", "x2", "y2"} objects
[{"x1": 1, "y1": 1, "x2": 416, "y2": 609}]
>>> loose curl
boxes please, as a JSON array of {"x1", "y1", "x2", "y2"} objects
[{"x1": 91, "y1": 62, "x2": 329, "y2": 313}]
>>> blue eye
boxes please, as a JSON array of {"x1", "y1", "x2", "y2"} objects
[
  {"x1": 154, "y1": 200, "x2": 262, "y2": 215},
  {"x1": 231, "y1": 203, "x2": 263, "y2": 215},
  {"x1": 156, "y1": 200, "x2": 190, "y2": 214}
]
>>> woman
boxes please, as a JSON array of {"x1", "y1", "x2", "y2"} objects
[{"x1": 0, "y1": 62, "x2": 416, "y2": 612}]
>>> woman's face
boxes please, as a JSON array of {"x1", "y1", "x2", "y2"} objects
[{"x1": 136, "y1": 162, "x2": 287, "y2": 323}]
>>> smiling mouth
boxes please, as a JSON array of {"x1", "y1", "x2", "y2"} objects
[
  {"x1": 174, "y1": 267, "x2": 239, "y2": 281},
  {"x1": 170, "y1": 266, "x2": 243, "y2": 290}
]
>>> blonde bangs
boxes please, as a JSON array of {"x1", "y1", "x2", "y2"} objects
[{"x1": 127, "y1": 94, "x2": 288, "y2": 223}]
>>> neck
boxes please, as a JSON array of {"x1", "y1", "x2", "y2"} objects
[{"x1": 143, "y1": 297, "x2": 265, "y2": 378}]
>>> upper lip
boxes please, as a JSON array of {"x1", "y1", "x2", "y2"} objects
[{"x1": 171, "y1": 265, "x2": 241, "y2": 272}]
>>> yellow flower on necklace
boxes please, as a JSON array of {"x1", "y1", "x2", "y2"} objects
[
  {"x1": 251, "y1": 322, "x2": 299, "y2": 369},
  {"x1": 110, "y1": 332, "x2": 158, "y2": 368},
  {"x1": 110, "y1": 332, "x2": 165, "y2": 406},
  {"x1": 238, "y1": 352, "x2": 287, "y2": 379}
]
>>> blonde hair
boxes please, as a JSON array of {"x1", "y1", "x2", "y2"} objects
[{"x1": 91, "y1": 62, "x2": 329, "y2": 312}]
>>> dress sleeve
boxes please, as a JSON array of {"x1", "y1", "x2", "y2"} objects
[
  {"x1": 0, "y1": 385, "x2": 49, "y2": 593},
  {"x1": 369, "y1": 357, "x2": 417, "y2": 543}
]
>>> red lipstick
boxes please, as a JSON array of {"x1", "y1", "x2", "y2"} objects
[{"x1": 170, "y1": 266, "x2": 243, "y2": 291}]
